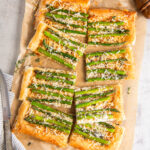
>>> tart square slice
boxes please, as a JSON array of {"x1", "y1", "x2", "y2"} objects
[
  {"x1": 28, "y1": 22, "x2": 87, "y2": 70},
  {"x1": 12, "y1": 101, "x2": 73, "y2": 147},
  {"x1": 35, "y1": 0, "x2": 90, "y2": 36},
  {"x1": 75, "y1": 85, "x2": 125, "y2": 124},
  {"x1": 19, "y1": 67, "x2": 76, "y2": 108},
  {"x1": 88, "y1": 9, "x2": 136, "y2": 46},
  {"x1": 69, "y1": 122, "x2": 124, "y2": 150},
  {"x1": 85, "y1": 48, "x2": 134, "y2": 82}
]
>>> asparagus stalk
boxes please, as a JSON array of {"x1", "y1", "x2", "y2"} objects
[
  {"x1": 48, "y1": 6, "x2": 89, "y2": 17},
  {"x1": 47, "y1": 28, "x2": 86, "y2": 48},
  {"x1": 75, "y1": 90, "x2": 115, "y2": 100},
  {"x1": 43, "y1": 40, "x2": 77, "y2": 61},
  {"x1": 86, "y1": 75, "x2": 126, "y2": 82},
  {"x1": 98, "y1": 122, "x2": 115, "y2": 132},
  {"x1": 86, "y1": 58, "x2": 127, "y2": 66},
  {"x1": 46, "y1": 15, "x2": 87, "y2": 29},
  {"x1": 74, "y1": 128, "x2": 110, "y2": 145},
  {"x1": 75, "y1": 86, "x2": 113, "y2": 96},
  {"x1": 86, "y1": 49, "x2": 126, "y2": 57},
  {"x1": 89, "y1": 33, "x2": 128, "y2": 38},
  {"x1": 77, "y1": 108, "x2": 120, "y2": 115},
  {"x1": 31, "y1": 101, "x2": 73, "y2": 118},
  {"x1": 88, "y1": 21, "x2": 124, "y2": 26},
  {"x1": 31, "y1": 89, "x2": 73, "y2": 100},
  {"x1": 76, "y1": 96, "x2": 110, "y2": 108},
  {"x1": 45, "y1": 12, "x2": 88, "y2": 22},
  {"x1": 87, "y1": 68, "x2": 127, "y2": 76},
  {"x1": 35, "y1": 73, "x2": 74, "y2": 85},
  {"x1": 88, "y1": 42, "x2": 126, "y2": 46},
  {"x1": 88, "y1": 27, "x2": 129, "y2": 33},
  {"x1": 44, "y1": 31, "x2": 83, "y2": 56},
  {"x1": 27, "y1": 97, "x2": 72, "y2": 105},
  {"x1": 29, "y1": 84, "x2": 74, "y2": 93},
  {"x1": 77, "y1": 113, "x2": 113, "y2": 120},
  {"x1": 38, "y1": 48, "x2": 74, "y2": 69},
  {"x1": 80, "y1": 122, "x2": 115, "y2": 133},
  {"x1": 25, "y1": 116, "x2": 71, "y2": 134},
  {"x1": 34, "y1": 70, "x2": 76, "y2": 79},
  {"x1": 59, "y1": 29, "x2": 86, "y2": 35}
]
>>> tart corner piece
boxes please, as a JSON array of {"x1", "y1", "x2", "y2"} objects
[
  {"x1": 75, "y1": 85, "x2": 125, "y2": 124},
  {"x1": 88, "y1": 8, "x2": 136, "y2": 46},
  {"x1": 18, "y1": 66, "x2": 76, "y2": 107},
  {"x1": 69, "y1": 124, "x2": 125, "y2": 150},
  {"x1": 85, "y1": 47, "x2": 134, "y2": 82},
  {"x1": 28, "y1": 22, "x2": 87, "y2": 70},
  {"x1": 35, "y1": 0, "x2": 90, "y2": 36},
  {"x1": 12, "y1": 100, "x2": 72, "y2": 147}
]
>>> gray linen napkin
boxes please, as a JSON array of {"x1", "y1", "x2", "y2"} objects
[{"x1": 0, "y1": 73, "x2": 25, "y2": 150}]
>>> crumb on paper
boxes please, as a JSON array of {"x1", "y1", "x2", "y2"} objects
[
  {"x1": 127, "y1": 87, "x2": 131, "y2": 94},
  {"x1": 35, "y1": 58, "x2": 40, "y2": 62},
  {"x1": 27, "y1": 142, "x2": 32, "y2": 146}
]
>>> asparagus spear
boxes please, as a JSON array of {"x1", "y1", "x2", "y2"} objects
[
  {"x1": 46, "y1": 15, "x2": 87, "y2": 29},
  {"x1": 76, "y1": 96, "x2": 110, "y2": 108},
  {"x1": 29, "y1": 84, "x2": 74, "y2": 93},
  {"x1": 77, "y1": 108, "x2": 120, "y2": 115},
  {"x1": 48, "y1": 6, "x2": 89, "y2": 17},
  {"x1": 43, "y1": 40, "x2": 77, "y2": 61},
  {"x1": 59, "y1": 29, "x2": 86, "y2": 35},
  {"x1": 87, "y1": 75, "x2": 126, "y2": 82},
  {"x1": 31, "y1": 101, "x2": 73, "y2": 118},
  {"x1": 38, "y1": 48, "x2": 75, "y2": 69},
  {"x1": 87, "y1": 68, "x2": 127, "y2": 76},
  {"x1": 45, "y1": 12, "x2": 88, "y2": 22},
  {"x1": 88, "y1": 42, "x2": 126, "y2": 46},
  {"x1": 89, "y1": 33, "x2": 128, "y2": 38},
  {"x1": 98, "y1": 122, "x2": 115, "y2": 132},
  {"x1": 25, "y1": 116, "x2": 71, "y2": 134},
  {"x1": 28, "y1": 97, "x2": 72, "y2": 105},
  {"x1": 88, "y1": 21, "x2": 124, "y2": 26},
  {"x1": 75, "y1": 90, "x2": 115, "y2": 100},
  {"x1": 35, "y1": 73, "x2": 74, "y2": 85},
  {"x1": 80, "y1": 122, "x2": 115, "y2": 133},
  {"x1": 86, "y1": 49, "x2": 126, "y2": 57},
  {"x1": 44, "y1": 31, "x2": 83, "y2": 56},
  {"x1": 74, "y1": 128, "x2": 110, "y2": 145},
  {"x1": 88, "y1": 27, "x2": 129, "y2": 33},
  {"x1": 31, "y1": 89, "x2": 73, "y2": 100},
  {"x1": 77, "y1": 113, "x2": 113, "y2": 120},
  {"x1": 86, "y1": 58, "x2": 127, "y2": 66},
  {"x1": 47, "y1": 28, "x2": 86, "y2": 48},
  {"x1": 34, "y1": 70, "x2": 76, "y2": 79},
  {"x1": 75, "y1": 86, "x2": 113, "y2": 96}
]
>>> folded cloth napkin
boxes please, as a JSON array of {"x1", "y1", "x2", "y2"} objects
[{"x1": 0, "y1": 73, "x2": 25, "y2": 150}]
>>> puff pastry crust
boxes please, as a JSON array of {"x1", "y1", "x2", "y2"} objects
[
  {"x1": 12, "y1": 101, "x2": 70, "y2": 147},
  {"x1": 88, "y1": 8, "x2": 136, "y2": 46}
]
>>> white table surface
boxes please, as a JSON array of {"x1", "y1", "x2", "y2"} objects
[{"x1": 0, "y1": 0, "x2": 150, "y2": 149}]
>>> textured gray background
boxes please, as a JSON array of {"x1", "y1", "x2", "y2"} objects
[{"x1": 0, "y1": 0, "x2": 150, "y2": 149}]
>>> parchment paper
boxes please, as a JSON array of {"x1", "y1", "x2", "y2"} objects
[{"x1": 11, "y1": 0, "x2": 147, "y2": 150}]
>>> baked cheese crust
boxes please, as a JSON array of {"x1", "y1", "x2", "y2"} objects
[
  {"x1": 12, "y1": 101, "x2": 71, "y2": 147},
  {"x1": 88, "y1": 8, "x2": 136, "y2": 46}
]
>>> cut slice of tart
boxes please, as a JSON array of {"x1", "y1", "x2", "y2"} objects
[
  {"x1": 88, "y1": 9, "x2": 136, "y2": 46},
  {"x1": 19, "y1": 66, "x2": 76, "y2": 108},
  {"x1": 12, "y1": 100, "x2": 73, "y2": 147},
  {"x1": 69, "y1": 121, "x2": 124, "y2": 150},
  {"x1": 75, "y1": 85, "x2": 125, "y2": 124},
  {"x1": 28, "y1": 22, "x2": 87, "y2": 70},
  {"x1": 85, "y1": 47, "x2": 134, "y2": 82},
  {"x1": 35, "y1": 0, "x2": 90, "y2": 37}
]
